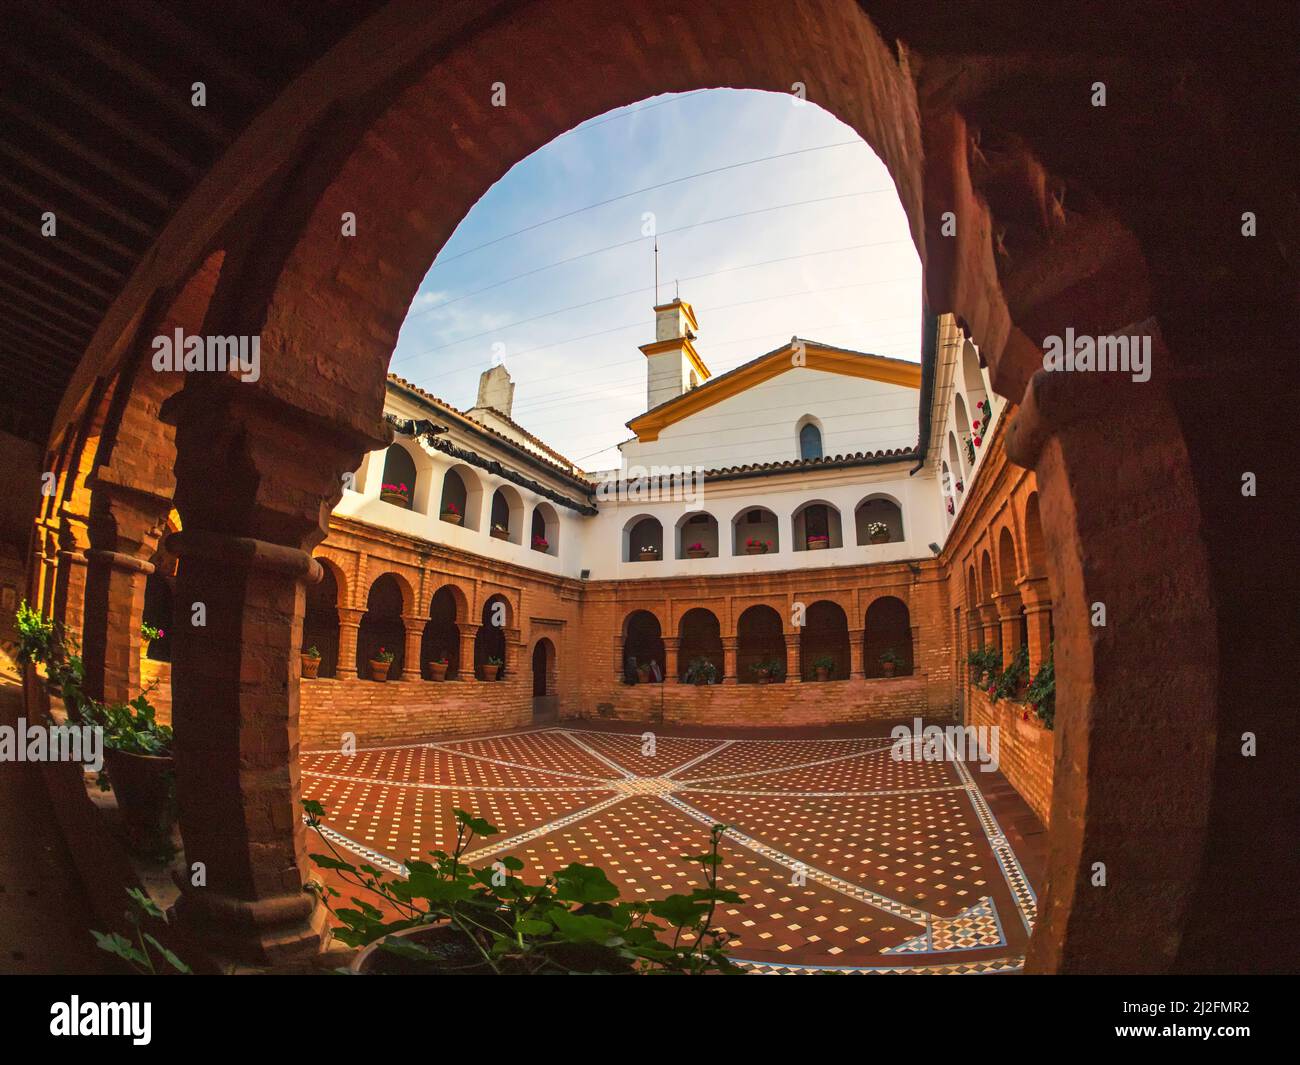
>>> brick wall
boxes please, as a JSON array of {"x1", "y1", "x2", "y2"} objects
[{"x1": 966, "y1": 684, "x2": 1054, "y2": 825}]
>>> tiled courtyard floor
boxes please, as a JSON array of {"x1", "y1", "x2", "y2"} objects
[{"x1": 302, "y1": 719, "x2": 1046, "y2": 973}]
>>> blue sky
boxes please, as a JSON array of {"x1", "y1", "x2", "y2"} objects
[{"x1": 388, "y1": 89, "x2": 922, "y2": 470}]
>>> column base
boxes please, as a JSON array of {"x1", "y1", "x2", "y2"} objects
[{"x1": 172, "y1": 881, "x2": 326, "y2": 967}]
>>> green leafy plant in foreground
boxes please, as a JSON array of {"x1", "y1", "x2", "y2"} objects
[
  {"x1": 92, "y1": 888, "x2": 192, "y2": 975},
  {"x1": 303, "y1": 800, "x2": 742, "y2": 975}
]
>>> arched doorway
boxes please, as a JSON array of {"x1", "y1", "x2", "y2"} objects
[
  {"x1": 678, "y1": 608, "x2": 723, "y2": 683},
  {"x1": 737, "y1": 605, "x2": 786, "y2": 683},
  {"x1": 473, "y1": 594, "x2": 510, "y2": 679},
  {"x1": 800, "y1": 600, "x2": 849, "y2": 681},
  {"x1": 356, "y1": 574, "x2": 406, "y2": 680},
  {"x1": 622, "y1": 610, "x2": 664, "y2": 683},
  {"x1": 302, "y1": 563, "x2": 341, "y2": 678},
  {"x1": 531, "y1": 638, "x2": 557, "y2": 721}
]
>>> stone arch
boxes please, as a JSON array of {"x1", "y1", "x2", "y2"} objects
[
  {"x1": 439, "y1": 464, "x2": 482, "y2": 530},
  {"x1": 530, "y1": 502, "x2": 559, "y2": 555},
  {"x1": 864, "y1": 595, "x2": 914, "y2": 677},
  {"x1": 624, "y1": 514, "x2": 663, "y2": 563},
  {"x1": 792, "y1": 500, "x2": 843, "y2": 551},
  {"x1": 732, "y1": 505, "x2": 779, "y2": 555},
  {"x1": 997, "y1": 525, "x2": 1019, "y2": 594},
  {"x1": 676, "y1": 511, "x2": 719, "y2": 559},
  {"x1": 979, "y1": 549, "x2": 995, "y2": 603},
  {"x1": 1023, "y1": 492, "x2": 1047, "y2": 578},
  {"x1": 356, "y1": 573, "x2": 408, "y2": 679},
  {"x1": 489, "y1": 484, "x2": 525, "y2": 544},
  {"x1": 302, "y1": 557, "x2": 345, "y2": 678},
  {"x1": 801, "y1": 600, "x2": 850, "y2": 680},
  {"x1": 377, "y1": 442, "x2": 419, "y2": 512},
  {"x1": 678, "y1": 607, "x2": 723, "y2": 683},
  {"x1": 621, "y1": 608, "x2": 664, "y2": 683},
  {"x1": 421, "y1": 584, "x2": 465, "y2": 680},
  {"x1": 473, "y1": 593, "x2": 511, "y2": 679},
  {"x1": 854, "y1": 492, "x2": 905, "y2": 545},
  {"x1": 736, "y1": 604, "x2": 785, "y2": 684},
  {"x1": 531, "y1": 637, "x2": 556, "y2": 698}
]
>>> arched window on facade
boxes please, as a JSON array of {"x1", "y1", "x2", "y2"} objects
[
  {"x1": 677, "y1": 511, "x2": 718, "y2": 559},
  {"x1": 793, "y1": 501, "x2": 843, "y2": 551},
  {"x1": 801, "y1": 600, "x2": 850, "y2": 680},
  {"x1": 737, "y1": 605, "x2": 786, "y2": 683},
  {"x1": 530, "y1": 503, "x2": 559, "y2": 555},
  {"x1": 379, "y1": 444, "x2": 418, "y2": 510},
  {"x1": 622, "y1": 610, "x2": 664, "y2": 682},
  {"x1": 626, "y1": 516, "x2": 663, "y2": 562},
  {"x1": 733, "y1": 507, "x2": 779, "y2": 555},
  {"x1": 678, "y1": 608, "x2": 723, "y2": 682},
  {"x1": 798, "y1": 419, "x2": 823, "y2": 460},
  {"x1": 473, "y1": 594, "x2": 510, "y2": 679}
]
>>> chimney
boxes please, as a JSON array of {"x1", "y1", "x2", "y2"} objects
[
  {"x1": 475, "y1": 363, "x2": 515, "y2": 418},
  {"x1": 639, "y1": 298, "x2": 709, "y2": 411}
]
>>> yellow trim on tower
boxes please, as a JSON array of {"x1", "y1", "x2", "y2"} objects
[
  {"x1": 627, "y1": 342, "x2": 920, "y2": 442},
  {"x1": 638, "y1": 336, "x2": 712, "y2": 384}
]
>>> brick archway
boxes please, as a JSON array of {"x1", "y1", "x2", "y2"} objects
[{"x1": 30, "y1": 0, "x2": 1283, "y2": 971}]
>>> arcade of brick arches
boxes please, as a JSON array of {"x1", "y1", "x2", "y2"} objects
[{"x1": 12, "y1": 0, "x2": 1291, "y2": 974}]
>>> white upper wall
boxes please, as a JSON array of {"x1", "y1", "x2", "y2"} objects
[{"x1": 621, "y1": 363, "x2": 918, "y2": 471}]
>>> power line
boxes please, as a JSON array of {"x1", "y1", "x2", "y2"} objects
[{"x1": 427, "y1": 139, "x2": 867, "y2": 267}]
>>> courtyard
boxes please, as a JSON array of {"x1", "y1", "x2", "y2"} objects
[{"x1": 303, "y1": 720, "x2": 1044, "y2": 973}]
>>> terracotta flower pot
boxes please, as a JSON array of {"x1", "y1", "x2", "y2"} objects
[
  {"x1": 442, "y1": 512, "x2": 463, "y2": 525},
  {"x1": 882, "y1": 661, "x2": 896, "y2": 677},
  {"x1": 745, "y1": 544, "x2": 767, "y2": 555},
  {"x1": 687, "y1": 548, "x2": 707, "y2": 559},
  {"x1": 481, "y1": 664, "x2": 500, "y2": 681},
  {"x1": 370, "y1": 659, "x2": 391, "y2": 682},
  {"x1": 636, "y1": 667, "x2": 651, "y2": 684},
  {"x1": 756, "y1": 675, "x2": 770, "y2": 685},
  {"x1": 103, "y1": 748, "x2": 175, "y2": 853},
  {"x1": 301, "y1": 654, "x2": 320, "y2": 679},
  {"x1": 814, "y1": 667, "x2": 830, "y2": 682},
  {"x1": 870, "y1": 530, "x2": 889, "y2": 545},
  {"x1": 380, "y1": 490, "x2": 409, "y2": 507},
  {"x1": 638, "y1": 550, "x2": 658, "y2": 562},
  {"x1": 807, "y1": 539, "x2": 828, "y2": 551},
  {"x1": 428, "y1": 662, "x2": 448, "y2": 681},
  {"x1": 491, "y1": 529, "x2": 509, "y2": 540}
]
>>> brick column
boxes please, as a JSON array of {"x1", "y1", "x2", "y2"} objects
[
  {"x1": 401, "y1": 614, "x2": 428, "y2": 679},
  {"x1": 1017, "y1": 576, "x2": 1053, "y2": 674},
  {"x1": 52, "y1": 515, "x2": 91, "y2": 646},
  {"x1": 848, "y1": 627, "x2": 865, "y2": 678},
  {"x1": 504, "y1": 627, "x2": 523, "y2": 679},
  {"x1": 978, "y1": 602, "x2": 1000, "y2": 651},
  {"x1": 993, "y1": 592, "x2": 1024, "y2": 667},
  {"x1": 721, "y1": 636, "x2": 738, "y2": 685},
  {"x1": 661, "y1": 636, "x2": 680, "y2": 682},
  {"x1": 458, "y1": 623, "x2": 480, "y2": 681},
  {"x1": 160, "y1": 378, "x2": 388, "y2": 964},
  {"x1": 81, "y1": 481, "x2": 168, "y2": 704},
  {"x1": 335, "y1": 606, "x2": 364, "y2": 677},
  {"x1": 613, "y1": 633, "x2": 626, "y2": 684},
  {"x1": 784, "y1": 632, "x2": 802, "y2": 682}
]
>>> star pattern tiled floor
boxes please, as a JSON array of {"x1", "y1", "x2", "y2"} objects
[{"x1": 301, "y1": 721, "x2": 1043, "y2": 973}]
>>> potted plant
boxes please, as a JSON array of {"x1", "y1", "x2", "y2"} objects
[
  {"x1": 750, "y1": 658, "x2": 784, "y2": 685},
  {"x1": 303, "y1": 801, "x2": 740, "y2": 975},
  {"x1": 531, "y1": 534, "x2": 549, "y2": 552},
  {"x1": 866, "y1": 521, "x2": 890, "y2": 545},
  {"x1": 806, "y1": 533, "x2": 830, "y2": 551},
  {"x1": 482, "y1": 655, "x2": 503, "y2": 681},
  {"x1": 370, "y1": 647, "x2": 395, "y2": 682},
  {"x1": 381, "y1": 480, "x2": 411, "y2": 507},
  {"x1": 988, "y1": 645, "x2": 1029, "y2": 705},
  {"x1": 638, "y1": 544, "x2": 659, "y2": 562},
  {"x1": 809, "y1": 654, "x2": 835, "y2": 682},
  {"x1": 965, "y1": 436, "x2": 976, "y2": 466},
  {"x1": 878, "y1": 649, "x2": 903, "y2": 677},
  {"x1": 744, "y1": 538, "x2": 771, "y2": 555},
  {"x1": 140, "y1": 621, "x2": 163, "y2": 656},
  {"x1": 684, "y1": 657, "x2": 718, "y2": 686},
  {"x1": 946, "y1": 497, "x2": 955, "y2": 515},
  {"x1": 1025, "y1": 648, "x2": 1056, "y2": 730},
  {"x1": 428, "y1": 656, "x2": 449, "y2": 682},
  {"x1": 636, "y1": 659, "x2": 653, "y2": 684},
  {"x1": 966, "y1": 645, "x2": 1000, "y2": 686},
  {"x1": 301, "y1": 645, "x2": 321, "y2": 679},
  {"x1": 90, "y1": 693, "x2": 176, "y2": 855},
  {"x1": 490, "y1": 521, "x2": 509, "y2": 541},
  {"x1": 686, "y1": 541, "x2": 708, "y2": 559},
  {"x1": 441, "y1": 501, "x2": 462, "y2": 525}
]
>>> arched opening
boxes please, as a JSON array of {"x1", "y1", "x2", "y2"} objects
[
  {"x1": 625, "y1": 515, "x2": 663, "y2": 563},
  {"x1": 378, "y1": 444, "x2": 418, "y2": 510},
  {"x1": 961, "y1": 339, "x2": 990, "y2": 429},
  {"x1": 473, "y1": 594, "x2": 511, "y2": 679},
  {"x1": 530, "y1": 503, "x2": 559, "y2": 555},
  {"x1": 678, "y1": 608, "x2": 723, "y2": 683},
  {"x1": 531, "y1": 638, "x2": 558, "y2": 721},
  {"x1": 356, "y1": 574, "x2": 407, "y2": 680},
  {"x1": 439, "y1": 466, "x2": 482, "y2": 530},
  {"x1": 797, "y1": 416, "x2": 824, "y2": 460},
  {"x1": 302, "y1": 562, "x2": 341, "y2": 678},
  {"x1": 736, "y1": 604, "x2": 786, "y2": 684},
  {"x1": 998, "y1": 526, "x2": 1019, "y2": 595},
  {"x1": 979, "y1": 550, "x2": 1000, "y2": 655},
  {"x1": 732, "y1": 506, "x2": 779, "y2": 556},
  {"x1": 1024, "y1": 493, "x2": 1047, "y2": 576},
  {"x1": 953, "y1": 392, "x2": 973, "y2": 473},
  {"x1": 948, "y1": 430, "x2": 966, "y2": 498},
  {"x1": 420, "y1": 585, "x2": 464, "y2": 679},
  {"x1": 622, "y1": 610, "x2": 664, "y2": 683},
  {"x1": 864, "y1": 596, "x2": 913, "y2": 678},
  {"x1": 801, "y1": 600, "x2": 849, "y2": 681},
  {"x1": 489, "y1": 485, "x2": 524, "y2": 543},
  {"x1": 677, "y1": 511, "x2": 718, "y2": 559},
  {"x1": 141, "y1": 571, "x2": 173, "y2": 663},
  {"x1": 792, "y1": 501, "x2": 842, "y2": 551},
  {"x1": 854, "y1": 494, "x2": 905, "y2": 546}
]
